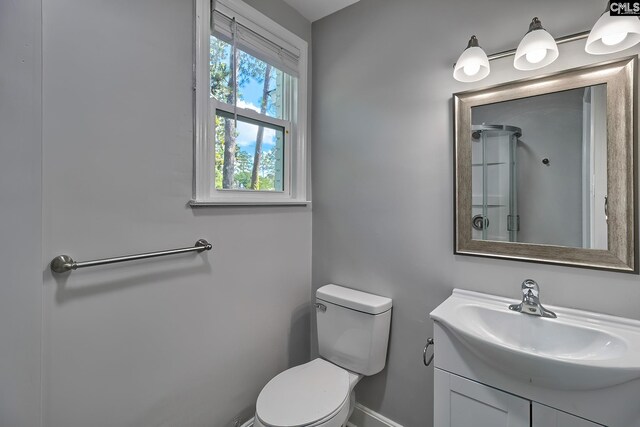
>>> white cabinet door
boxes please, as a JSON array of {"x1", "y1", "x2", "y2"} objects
[
  {"x1": 434, "y1": 368, "x2": 530, "y2": 427},
  {"x1": 533, "y1": 402, "x2": 603, "y2": 427}
]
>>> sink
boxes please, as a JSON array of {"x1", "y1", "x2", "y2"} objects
[{"x1": 430, "y1": 289, "x2": 640, "y2": 390}]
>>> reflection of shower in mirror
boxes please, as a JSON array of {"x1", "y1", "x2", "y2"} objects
[
  {"x1": 471, "y1": 125, "x2": 520, "y2": 243},
  {"x1": 470, "y1": 86, "x2": 608, "y2": 250}
]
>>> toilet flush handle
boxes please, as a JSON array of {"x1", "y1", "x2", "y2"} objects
[{"x1": 315, "y1": 302, "x2": 327, "y2": 313}]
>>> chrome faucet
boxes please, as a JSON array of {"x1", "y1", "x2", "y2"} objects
[{"x1": 508, "y1": 279, "x2": 557, "y2": 318}]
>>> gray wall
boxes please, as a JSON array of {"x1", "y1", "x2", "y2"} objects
[
  {"x1": 473, "y1": 89, "x2": 585, "y2": 247},
  {"x1": 0, "y1": 0, "x2": 43, "y2": 426},
  {"x1": 312, "y1": 1, "x2": 640, "y2": 426},
  {"x1": 7, "y1": 1, "x2": 311, "y2": 427},
  {"x1": 244, "y1": 0, "x2": 311, "y2": 42}
]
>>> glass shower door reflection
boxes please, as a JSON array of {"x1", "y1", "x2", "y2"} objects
[{"x1": 471, "y1": 125, "x2": 520, "y2": 243}]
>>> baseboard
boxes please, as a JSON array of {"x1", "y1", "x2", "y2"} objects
[
  {"x1": 239, "y1": 403, "x2": 403, "y2": 427},
  {"x1": 347, "y1": 403, "x2": 404, "y2": 427}
]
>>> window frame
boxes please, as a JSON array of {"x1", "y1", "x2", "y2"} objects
[{"x1": 192, "y1": 0, "x2": 309, "y2": 206}]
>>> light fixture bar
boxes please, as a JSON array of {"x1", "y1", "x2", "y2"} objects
[{"x1": 486, "y1": 30, "x2": 590, "y2": 61}]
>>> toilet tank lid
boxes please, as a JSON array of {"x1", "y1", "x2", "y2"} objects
[{"x1": 316, "y1": 284, "x2": 392, "y2": 314}]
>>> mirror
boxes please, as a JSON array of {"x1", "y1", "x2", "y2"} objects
[
  {"x1": 471, "y1": 85, "x2": 608, "y2": 249},
  {"x1": 454, "y1": 57, "x2": 637, "y2": 273}
]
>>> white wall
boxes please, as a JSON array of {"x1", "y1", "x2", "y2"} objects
[
  {"x1": 312, "y1": 1, "x2": 640, "y2": 426},
  {"x1": 0, "y1": 0, "x2": 43, "y2": 426},
  {"x1": 40, "y1": 1, "x2": 311, "y2": 427}
]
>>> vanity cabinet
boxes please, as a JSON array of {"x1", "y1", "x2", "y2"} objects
[
  {"x1": 434, "y1": 369, "x2": 529, "y2": 427},
  {"x1": 434, "y1": 369, "x2": 604, "y2": 427},
  {"x1": 430, "y1": 289, "x2": 640, "y2": 426},
  {"x1": 532, "y1": 403, "x2": 602, "y2": 427}
]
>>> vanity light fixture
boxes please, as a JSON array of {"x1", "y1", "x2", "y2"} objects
[
  {"x1": 453, "y1": 3, "x2": 640, "y2": 83},
  {"x1": 514, "y1": 17, "x2": 559, "y2": 70},
  {"x1": 585, "y1": 1, "x2": 640, "y2": 54},
  {"x1": 453, "y1": 36, "x2": 490, "y2": 82}
]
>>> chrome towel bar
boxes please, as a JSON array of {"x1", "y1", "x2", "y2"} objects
[{"x1": 50, "y1": 239, "x2": 212, "y2": 274}]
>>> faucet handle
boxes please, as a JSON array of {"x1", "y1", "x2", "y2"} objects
[{"x1": 521, "y1": 279, "x2": 539, "y2": 298}]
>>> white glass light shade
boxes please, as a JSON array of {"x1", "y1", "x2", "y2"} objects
[
  {"x1": 514, "y1": 28, "x2": 559, "y2": 70},
  {"x1": 586, "y1": 13, "x2": 640, "y2": 54},
  {"x1": 453, "y1": 44, "x2": 490, "y2": 83}
]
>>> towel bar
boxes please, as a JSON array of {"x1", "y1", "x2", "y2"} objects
[{"x1": 50, "y1": 239, "x2": 212, "y2": 274}]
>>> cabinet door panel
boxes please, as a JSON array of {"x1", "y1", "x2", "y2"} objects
[
  {"x1": 532, "y1": 402, "x2": 603, "y2": 427},
  {"x1": 435, "y1": 368, "x2": 530, "y2": 427}
]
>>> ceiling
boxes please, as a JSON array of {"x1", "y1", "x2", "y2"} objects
[{"x1": 283, "y1": 0, "x2": 360, "y2": 22}]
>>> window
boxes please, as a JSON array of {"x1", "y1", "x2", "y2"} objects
[{"x1": 192, "y1": 0, "x2": 308, "y2": 205}]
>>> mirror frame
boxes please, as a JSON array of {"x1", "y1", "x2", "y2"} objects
[{"x1": 454, "y1": 57, "x2": 638, "y2": 273}]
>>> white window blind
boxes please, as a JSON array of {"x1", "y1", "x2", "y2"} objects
[{"x1": 212, "y1": 7, "x2": 300, "y2": 77}]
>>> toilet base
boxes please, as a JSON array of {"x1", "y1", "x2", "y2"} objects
[{"x1": 344, "y1": 390, "x2": 356, "y2": 425}]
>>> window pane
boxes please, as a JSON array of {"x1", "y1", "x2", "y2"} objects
[
  {"x1": 214, "y1": 112, "x2": 284, "y2": 192},
  {"x1": 210, "y1": 36, "x2": 287, "y2": 120},
  {"x1": 236, "y1": 50, "x2": 286, "y2": 120},
  {"x1": 210, "y1": 36, "x2": 233, "y2": 103}
]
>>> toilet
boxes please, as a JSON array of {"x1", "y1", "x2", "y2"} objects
[{"x1": 253, "y1": 284, "x2": 392, "y2": 427}]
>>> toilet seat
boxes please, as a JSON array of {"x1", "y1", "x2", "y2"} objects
[{"x1": 255, "y1": 358, "x2": 350, "y2": 427}]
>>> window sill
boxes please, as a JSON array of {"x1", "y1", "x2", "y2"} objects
[{"x1": 189, "y1": 200, "x2": 311, "y2": 207}]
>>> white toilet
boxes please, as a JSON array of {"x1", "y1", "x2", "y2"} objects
[{"x1": 253, "y1": 284, "x2": 392, "y2": 427}]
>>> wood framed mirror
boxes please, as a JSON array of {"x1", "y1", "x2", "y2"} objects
[{"x1": 454, "y1": 57, "x2": 637, "y2": 273}]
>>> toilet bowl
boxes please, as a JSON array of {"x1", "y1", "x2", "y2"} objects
[
  {"x1": 253, "y1": 285, "x2": 392, "y2": 427},
  {"x1": 254, "y1": 358, "x2": 362, "y2": 427}
]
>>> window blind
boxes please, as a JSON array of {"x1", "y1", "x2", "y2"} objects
[{"x1": 212, "y1": 8, "x2": 300, "y2": 77}]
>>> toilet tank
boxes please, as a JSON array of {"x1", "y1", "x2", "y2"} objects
[{"x1": 316, "y1": 284, "x2": 392, "y2": 376}]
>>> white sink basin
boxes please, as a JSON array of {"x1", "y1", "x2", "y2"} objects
[{"x1": 431, "y1": 289, "x2": 640, "y2": 390}]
